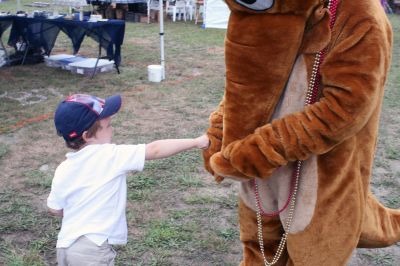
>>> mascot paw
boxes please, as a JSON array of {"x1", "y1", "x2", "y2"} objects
[{"x1": 210, "y1": 152, "x2": 250, "y2": 182}]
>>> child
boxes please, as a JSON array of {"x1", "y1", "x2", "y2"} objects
[{"x1": 47, "y1": 94, "x2": 209, "y2": 266}]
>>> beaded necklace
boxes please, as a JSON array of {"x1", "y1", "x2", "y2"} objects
[{"x1": 253, "y1": 0, "x2": 340, "y2": 264}]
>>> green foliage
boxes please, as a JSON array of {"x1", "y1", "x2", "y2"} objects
[
  {"x1": 0, "y1": 192, "x2": 37, "y2": 233},
  {"x1": 0, "y1": 143, "x2": 8, "y2": 160},
  {"x1": 24, "y1": 170, "x2": 52, "y2": 190},
  {"x1": 169, "y1": 210, "x2": 192, "y2": 219},
  {"x1": 360, "y1": 252, "x2": 395, "y2": 266},
  {"x1": 143, "y1": 220, "x2": 192, "y2": 249},
  {"x1": 127, "y1": 188, "x2": 154, "y2": 201},
  {"x1": 0, "y1": 242, "x2": 46, "y2": 266},
  {"x1": 128, "y1": 173, "x2": 158, "y2": 189},
  {"x1": 175, "y1": 172, "x2": 204, "y2": 188},
  {"x1": 217, "y1": 228, "x2": 239, "y2": 241},
  {"x1": 386, "y1": 147, "x2": 400, "y2": 160},
  {"x1": 385, "y1": 195, "x2": 400, "y2": 208},
  {"x1": 197, "y1": 234, "x2": 230, "y2": 253},
  {"x1": 220, "y1": 193, "x2": 239, "y2": 209},
  {"x1": 184, "y1": 194, "x2": 219, "y2": 205}
]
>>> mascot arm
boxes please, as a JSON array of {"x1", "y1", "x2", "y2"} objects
[
  {"x1": 203, "y1": 99, "x2": 224, "y2": 179},
  {"x1": 213, "y1": 21, "x2": 391, "y2": 179}
]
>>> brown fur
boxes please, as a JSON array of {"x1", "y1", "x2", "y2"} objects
[{"x1": 203, "y1": 0, "x2": 399, "y2": 265}]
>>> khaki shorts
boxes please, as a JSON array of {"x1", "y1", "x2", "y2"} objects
[{"x1": 57, "y1": 236, "x2": 116, "y2": 266}]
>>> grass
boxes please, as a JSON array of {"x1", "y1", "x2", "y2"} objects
[
  {"x1": 143, "y1": 220, "x2": 193, "y2": 249},
  {"x1": 0, "y1": 2, "x2": 399, "y2": 265},
  {"x1": 0, "y1": 143, "x2": 8, "y2": 160},
  {"x1": 175, "y1": 172, "x2": 204, "y2": 188},
  {"x1": 386, "y1": 196, "x2": 400, "y2": 209},
  {"x1": 24, "y1": 170, "x2": 53, "y2": 191},
  {"x1": 184, "y1": 194, "x2": 221, "y2": 205},
  {"x1": 374, "y1": 15, "x2": 400, "y2": 216},
  {"x1": 0, "y1": 192, "x2": 37, "y2": 232},
  {"x1": 0, "y1": 243, "x2": 45, "y2": 266},
  {"x1": 386, "y1": 147, "x2": 400, "y2": 160},
  {"x1": 359, "y1": 252, "x2": 395, "y2": 266},
  {"x1": 217, "y1": 228, "x2": 239, "y2": 241}
]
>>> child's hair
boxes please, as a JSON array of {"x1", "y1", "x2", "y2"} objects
[{"x1": 59, "y1": 120, "x2": 101, "y2": 150}]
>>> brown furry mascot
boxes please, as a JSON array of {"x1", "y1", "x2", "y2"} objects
[{"x1": 203, "y1": 0, "x2": 400, "y2": 265}]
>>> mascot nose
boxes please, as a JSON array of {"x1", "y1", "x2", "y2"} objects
[{"x1": 234, "y1": 0, "x2": 274, "y2": 11}]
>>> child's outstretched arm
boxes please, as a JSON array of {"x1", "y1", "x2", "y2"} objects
[{"x1": 145, "y1": 135, "x2": 209, "y2": 160}]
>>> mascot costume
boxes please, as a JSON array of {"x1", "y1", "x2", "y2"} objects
[{"x1": 203, "y1": 0, "x2": 400, "y2": 265}]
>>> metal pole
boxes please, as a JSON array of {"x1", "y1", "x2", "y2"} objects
[{"x1": 159, "y1": 0, "x2": 165, "y2": 80}]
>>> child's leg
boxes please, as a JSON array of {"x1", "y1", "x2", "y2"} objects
[{"x1": 57, "y1": 236, "x2": 116, "y2": 266}]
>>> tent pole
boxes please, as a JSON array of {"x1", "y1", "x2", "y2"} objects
[{"x1": 159, "y1": 0, "x2": 165, "y2": 80}]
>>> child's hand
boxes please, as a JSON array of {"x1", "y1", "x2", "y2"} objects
[{"x1": 196, "y1": 134, "x2": 210, "y2": 150}]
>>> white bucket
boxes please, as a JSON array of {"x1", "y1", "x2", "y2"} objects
[{"x1": 147, "y1": 65, "x2": 163, "y2": 82}]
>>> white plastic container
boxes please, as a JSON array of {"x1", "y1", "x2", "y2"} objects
[
  {"x1": 68, "y1": 58, "x2": 115, "y2": 76},
  {"x1": 147, "y1": 65, "x2": 163, "y2": 82},
  {"x1": 44, "y1": 54, "x2": 75, "y2": 68},
  {"x1": 59, "y1": 56, "x2": 87, "y2": 70},
  {"x1": 0, "y1": 49, "x2": 6, "y2": 67}
]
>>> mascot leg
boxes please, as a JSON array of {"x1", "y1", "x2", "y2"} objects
[
  {"x1": 285, "y1": 231, "x2": 355, "y2": 266},
  {"x1": 358, "y1": 193, "x2": 400, "y2": 248},
  {"x1": 282, "y1": 196, "x2": 400, "y2": 266},
  {"x1": 239, "y1": 199, "x2": 289, "y2": 266},
  {"x1": 239, "y1": 198, "x2": 355, "y2": 266}
]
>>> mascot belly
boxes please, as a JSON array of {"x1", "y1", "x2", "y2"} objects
[{"x1": 203, "y1": 0, "x2": 400, "y2": 265}]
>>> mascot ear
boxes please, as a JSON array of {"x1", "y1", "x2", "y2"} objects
[{"x1": 300, "y1": 6, "x2": 331, "y2": 54}]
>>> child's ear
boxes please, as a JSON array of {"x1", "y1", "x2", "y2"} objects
[{"x1": 82, "y1": 131, "x2": 90, "y2": 142}]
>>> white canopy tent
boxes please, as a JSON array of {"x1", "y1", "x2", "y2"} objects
[{"x1": 203, "y1": 0, "x2": 230, "y2": 29}]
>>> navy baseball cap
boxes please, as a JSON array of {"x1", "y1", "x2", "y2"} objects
[{"x1": 54, "y1": 94, "x2": 121, "y2": 141}]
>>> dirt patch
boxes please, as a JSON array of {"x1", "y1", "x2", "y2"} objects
[
  {"x1": 127, "y1": 37, "x2": 153, "y2": 45},
  {"x1": 207, "y1": 46, "x2": 225, "y2": 55}
]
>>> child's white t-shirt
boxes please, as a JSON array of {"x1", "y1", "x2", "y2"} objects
[{"x1": 47, "y1": 143, "x2": 146, "y2": 248}]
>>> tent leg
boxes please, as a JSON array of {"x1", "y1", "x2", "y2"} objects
[
  {"x1": 21, "y1": 44, "x2": 29, "y2": 65},
  {"x1": 91, "y1": 44, "x2": 102, "y2": 79}
]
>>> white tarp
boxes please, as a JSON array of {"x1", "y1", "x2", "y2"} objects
[{"x1": 204, "y1": 0, "x2": 230, "y2": 29}]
